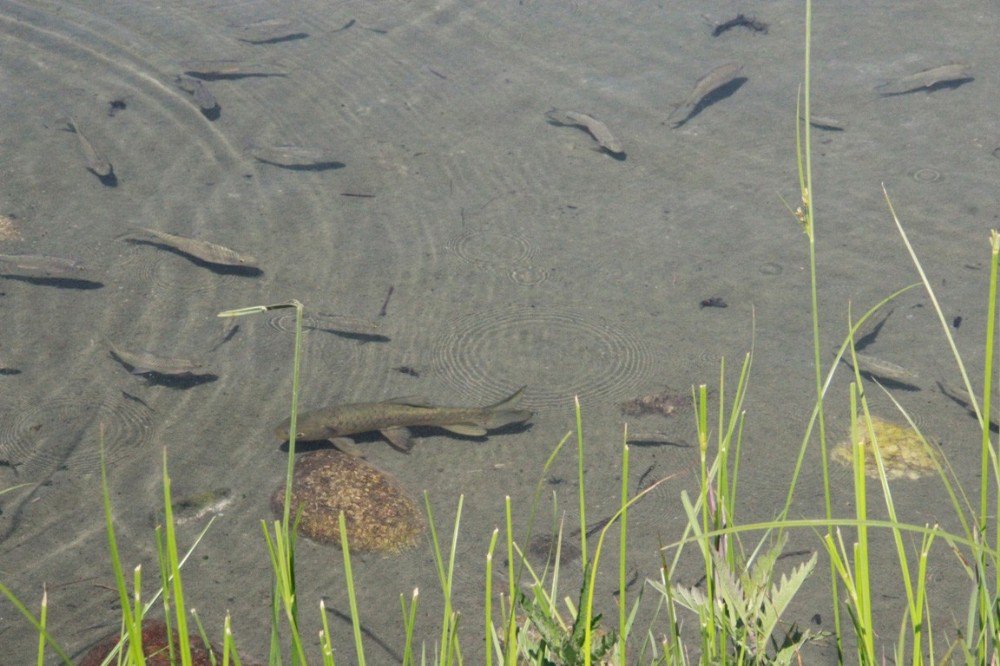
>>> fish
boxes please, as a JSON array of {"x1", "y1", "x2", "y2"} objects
[
  {"x1": 249, "y1": 144, "x2": 344, "y2": 170},
  {"x1": 230, "y1": 17, "x2": 307, "y2": 44},
  {"x1": 875, "y1": 62, "x2": 973, "y2": 95},
  {"x1": 107, "y1": 340, "x2": 203, "y2": 376},
  {"x1": 275, "y1": 386, "x2": 533, "y2": 453},
  {"x1": 175, "y1": 75, "x2": 219, "y2": 112},
  {"x1": 802, "y1": 114, "x2": 846, "y2": 132},
  {"x1": 668, "y1": 62, "x2": 743, "y2": 122},
  {"x1": 937, "y1": 381, "x2": 1000, "y2": 432},
  {"x1": 179, "y1": 59, "x2": 287, "y2": 80},
  {"x1": 128, "y1": 227, "x2": 258, "y2": 268},
  {"x1": 0, "y1": 253, "x2": 86, "y2": 276},
  {"x1": 62, "y1": 117, "x2": 113, "y2": 177},
  {"x1": 843, "y1": 352, "x2": 920, "y2": 388},
  {"x1": 545, "y1": 109, "x2": 625, "y2": 157}
]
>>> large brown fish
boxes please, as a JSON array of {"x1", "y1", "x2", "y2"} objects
[{"x1": 275, "y1": 386, "x2": 533, "y2": 453}]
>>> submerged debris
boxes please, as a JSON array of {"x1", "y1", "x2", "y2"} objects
[{"x1": 620, "y1": 388, "x2": 691, "y2": 418}]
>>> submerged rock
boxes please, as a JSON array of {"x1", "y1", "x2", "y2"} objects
[{"x1": 272, "y1": 449, "x2": 424, "y2": 553}]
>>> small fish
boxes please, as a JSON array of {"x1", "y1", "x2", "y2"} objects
[
  {"x1": 668, "y1": 62, "x2": 743, "y2": 122},
  {"x1": 844, "y1": 352, "x2": 920, "y2": 388},
  {"x1": 129, "y1": 227, "x2": 258, "y2": 268},
  {"x1": 63, "y1": 117, "x2": 113, "y2": 177},
  {"x1": 250, "y1": 144, "x2": 344, "y2": 170},
  {"x1": 180, "y1": 60, "x2": 287, "y2": 80},
  {"x1": 875, "y1": 62, "x2": 973, "y2": 96},
  {"x1": 230, "y1": 17, "x2": 307, "y2": 44},
  {"x1": 802, "y1": 114, "x2": 846, "y2": 132},
  {"x1": 307, "y1": 312, "x2": 384, "y2": 336},
  {"x1": 275, "y1": 386, "x2": 533, "y2": 453},
  {"x1": 175, "y1": 75, "x2": 219, "y2": 113},
  {"x1": 545, "y1": 109, "x2": 625, "y2": 158},
  {"x1": 107, "y1": 340, "x2": 203, "y2": 376},
  {"x1": 0, "y1": 254, "x2": 86, "y2": 276}
]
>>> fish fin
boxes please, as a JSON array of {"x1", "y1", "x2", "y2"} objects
[
  {"x1": 329, "y1": 437, "x2": 366, "y2": 457},
  {"x1": 385, "y1": 396, "x2": 436, "y2": 407},
  {"x1": 441, "y1": 424, "x2": 487, "y2": 437},
  {"x1": 381, "y1": 427, "x2": 414, "y2": 452},
  {"x1": 481, "y1": 386, "x2": 533, "y2": 428},
  {"x1": 485, "y1": 386, "x2": 526, "y2": 410},
  {"x1": 129, "y1": 366, "x2": 153, "y2": 375},
  {"x1": 484, "y1": 409, "x2": 534, "y2": 429}
]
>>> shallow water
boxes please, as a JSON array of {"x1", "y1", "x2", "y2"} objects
[{"x1": 0, "y1": 0, "x2": 997, "y2": 661}]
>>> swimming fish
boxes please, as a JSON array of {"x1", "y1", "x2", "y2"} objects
[
  {"x1": 250, "y1": 144, "x2": 344, "y2": 170},
  {"x1": 230, "y1": 17, "x2": 307, "y2": 44},
  {"x1": 129, "y1": 227, "x2": 258, "y2": 268},
  {"x1": 63, "y1": 117, "x2": 113, "y2": 177},
  {"x1": 875, "y1": 62, "x2": 973, "y2": 96},
  {"x1": 175, "y1": 75, "x2": 219, "y2": 112},
  {"x1": 0, "y1": 254, "x2": 86, "y2": 276},
  {"x1": 107, "y1": 340, "x2": 203, "y2": 376},
  {"x1": 179, "y1": 59, "x2": 287, "y2": 79},
  {"x1": 843, "y1": 352, "x2": 920, "y2": 388},
  {"x1": 275, "y1": 386, "x2": 533, "y2": 453},
  {"x1": 545, "y1": 109, "x2": 625, "y2": 157},
  {"x1": 668, "y1": 62, "x2": 743, "y2": 122}
]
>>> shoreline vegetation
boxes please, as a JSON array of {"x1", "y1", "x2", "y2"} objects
[{"x1": 4, "y1": 1, "x2": 1000, "y2": 663}]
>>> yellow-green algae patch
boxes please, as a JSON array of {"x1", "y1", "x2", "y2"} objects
[
  {"x1": 272, "y1": 449, "x2": 424, "y2": 553},
  {"x1": 831, "y1": 415, "x2": 940, "y2": 480}
]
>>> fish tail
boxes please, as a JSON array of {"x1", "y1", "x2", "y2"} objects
[{"x1": 483, "y1": 386, "x2": 533, "y2": 427}]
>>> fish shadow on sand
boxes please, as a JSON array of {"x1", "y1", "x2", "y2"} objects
[
  {"x1": 1, "y1": 274, "x2": 104, "y2": 290},
  {"x1": 671, "y1": 77, "x2": 747, "y2": 128},
  {"x1": 876, "y1": 77, "x2": 974, "y2": 97},
  {"x1": 134, "y1": 370, "x2": 218, "y2": 389},
  {"x1": 626, "y1": 436, "x2": 692, "y2": 449},
  {"x1": 90, "y1": 169, "x2": 118, "y2": 187},
  {"x1": 123, "y1": 238, "x2": 263, "y2": 276},
  {"x1": 310, "y1": 327, "x2": 391, "y2": 344},
  {"x1": 184, "y1": 71, "x2": 288, "y2": 81},
  {"x1": 238, "y1": 32, "x2": 309, "y2": 45}
]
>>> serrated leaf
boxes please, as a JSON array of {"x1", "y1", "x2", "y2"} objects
[{"x1": 758, "y1": 552, "x2": 817, "y2": 640}]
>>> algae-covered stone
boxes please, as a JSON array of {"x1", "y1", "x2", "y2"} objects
[
  {"x1": 831, "y1": 415, "x2": 940, "y2": 480},
  {"x1": 272, "y1": 449, "x2": 424, "y2": 553}
]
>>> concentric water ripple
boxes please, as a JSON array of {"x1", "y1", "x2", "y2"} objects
[
  {"x1": 0, "y1": 384, "x2": 154, "y2": 481},
  {"x1": 434, "y1": 306, "x2": 652, "y2": 409}
]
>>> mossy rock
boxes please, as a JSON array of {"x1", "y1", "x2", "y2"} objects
[{"x1": 272, "y1": 449, "x2": 424, "y2": 553}]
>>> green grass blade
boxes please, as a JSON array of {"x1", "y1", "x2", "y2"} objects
[{"x1": 339, "y1": 511, "x2": 367, "y2": 666}]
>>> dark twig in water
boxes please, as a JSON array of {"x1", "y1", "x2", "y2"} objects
[
  {"x1": 378, "y1": 285, "x2": 394, "y2": 317},
  {"x1": 711, "y1": 13, "x2": 769, "y2": 36}
]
